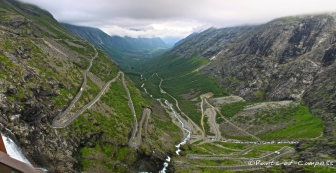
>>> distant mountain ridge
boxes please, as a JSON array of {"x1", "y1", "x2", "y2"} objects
[
  {"x1": 61, "y1": 23, "x2": 169, "y2": 51},
  {"x1": 61, "y1": 23, "x2": 170, "y2": 68}
]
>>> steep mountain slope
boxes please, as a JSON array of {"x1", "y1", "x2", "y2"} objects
[
  {"x1": 136, "y1": 13, "x2": 336, "y2": 172},
  {"x1": 0, "y1": 0, "x2": 180, "y2": 172},
  {"x1": 61, "y1": 23, "x2": 170, "y2": 69},
  {"x1": 176, "y1": 14, "x2": 336, "y2": 112},
  {"x1": 145, "y1": 13, "x2": 336, "y2": 115}
]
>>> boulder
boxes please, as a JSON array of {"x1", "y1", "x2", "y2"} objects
[{"x1": 9, "y1": 114, "x2": 20, "y2": 125}]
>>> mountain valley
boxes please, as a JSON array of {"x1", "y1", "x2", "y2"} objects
[
  {"x1": 0, "y1": 0, "x2": 335, "y2": 172},
  {"x1": 61, "y1": 23, "x2": 171, "y2": 70}
]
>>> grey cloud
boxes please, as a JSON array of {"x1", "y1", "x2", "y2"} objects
[{"x1": 20, "y1": 0, "x2": 336, "y2": 38}]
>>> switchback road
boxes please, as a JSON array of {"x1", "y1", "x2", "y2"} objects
[
  {"x1": 53, "y1": 71, "x2": 122, "y2": 128},
  {"x1": 52, "y1": 46, "x2": 98, "y2": 128}
]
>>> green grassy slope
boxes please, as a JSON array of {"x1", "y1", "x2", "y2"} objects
[{"x1": 127, "y1": 52, "x2": 224, "y2": 127}]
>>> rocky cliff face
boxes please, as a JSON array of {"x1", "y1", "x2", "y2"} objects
[
  {"x1": 0, "y1": 0, "x2": 97, "y2": 171},
  {"x1": 171, "y1": 14, "x2": 336, "y2": 115}
]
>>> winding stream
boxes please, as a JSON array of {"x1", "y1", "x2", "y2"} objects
[
  {"x1": 158, "y1": 100, "x2": 192, "y2": 172},
  {"x1": 164, "y1": 100, "x2": 191, "y2": 155},
  {"x1": 159, "y1": 156, "x2": 171, "y2": 173},
  {"x1": 141, "y1": 83, "x2": 148, "y2": 93},
  {"x1": 140, "y1": 74, "x2": 193, "y2": 172}
]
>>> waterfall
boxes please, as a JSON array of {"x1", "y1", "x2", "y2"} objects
[
  {"x1": 0, "y1": 124, "x2": 48, "y2": 172},
  {"x1": 2, "y1": 133, "x2": 32, "y2": 165},
  {"x1": 159, "y1": 156, "x2": 171, "y2": 173}
]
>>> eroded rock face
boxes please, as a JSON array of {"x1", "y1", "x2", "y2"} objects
[
  {"x1": 0, "y1": 1, "x2": 87, "y2": 172},
  {"x1": 172, "y1": 14, "x2": 336, "y2": 115},
  {"x1": 8, "y1": 114, "x2": 20, "y2": 125}
]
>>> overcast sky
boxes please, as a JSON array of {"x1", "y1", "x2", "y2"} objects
[{"x1": 21, "y1": 0, "x2": 336, "y2": 39}]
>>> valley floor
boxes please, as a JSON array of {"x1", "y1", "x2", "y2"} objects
[{"x1": 132, "y1": 72, "x2": 331, "y2": 172}]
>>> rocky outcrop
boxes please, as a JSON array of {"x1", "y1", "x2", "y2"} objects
[
  {"x1": 0, "y1": 0, "x2": 97, "y2": 172},
  {"x1": 0, "y1": 14, "x2": 42, "y2": 38}
]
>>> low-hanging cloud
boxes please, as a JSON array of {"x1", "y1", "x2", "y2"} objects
[
  {"x1": 20, "y1": 0, "x2": 336, "y2": 38},
  {"x1": 99, "y1": 20, "x2": 207, "y2": 38}
]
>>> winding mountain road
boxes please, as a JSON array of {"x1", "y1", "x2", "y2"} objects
[
  {"x1": 204, "y1": 98, "x2": 262, "y2": 143},
  {"x1": 51, "y1": 45, "x2": 136, "y2": 128},
  {"x1": 128, "y1": 107, "x2": 151, "y2": 148},
  {"x1": 53, "y1": 71, "x2": 122, "y2": 128},
  {"x1": 52, "y1": 46, "x2": 98, "y2": 128},
  {"x1": 179, "y1": 146, "x2": 296, "y2": 171},
  {"x1": 51, "y1": 53, "x2": 150, "y2": 147},
  {"x1": 141, "y1": 72, "x2": 303, "y2": 171},
  {"x1": 202, "y1": 97, "x2": 222, "y2": 140},
  {"x1": 120, "y1": 72, "x2": 147, "y2": 148},
  {"x1": 200, "y1": 97, "x2": 206, "y2": 134}
]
